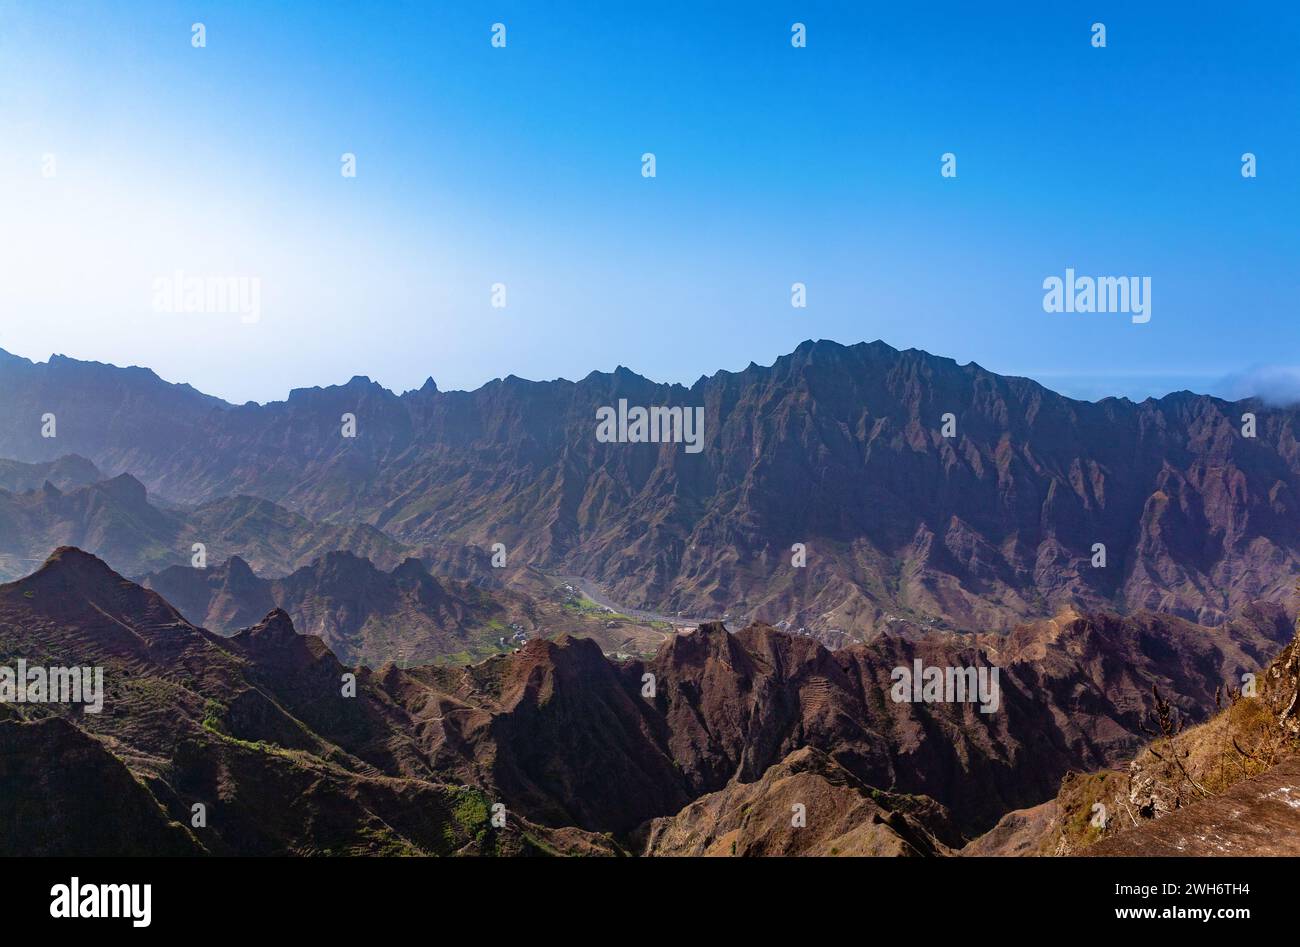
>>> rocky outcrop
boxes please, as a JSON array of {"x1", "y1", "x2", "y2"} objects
[
  {"x1": 967, "y1": 615, "x2": 1300, "y2": 856},
  {"x1": 1086, "y1": 758, "x2": 1300, "y2": 856},
  {"x1": 641, "y1": 746, "x2": 956, "y2": 856}
]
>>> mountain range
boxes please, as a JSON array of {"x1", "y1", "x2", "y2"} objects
[
  {"x1": 4, "y1": 339, "x2": 1300, "y2": 857},
  {"x1": 0, "y1": 470, "x2": 410, "y2": 582},
  {"x1": 2, "y1": 340, "x2": 1299, "y2": 642},
  {"x1": 140, "y1": 551, "x2": 670, "y2": 667},
  {"x1": 2, "y1": 548, "x2": 1296, "y2": 856}
]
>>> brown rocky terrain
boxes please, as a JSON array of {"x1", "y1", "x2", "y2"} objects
[
  {"x1": 0, "y1": 548, "x2": 620, "y2": 856},
  {"x1": 0, "y1": 712, "x2": 200, "y2": 856},
  {"x1": 640, "y1": 746, "x2": 957, "y2": 856},
  {"x1": 966, "y1": 607, "x2": 1300, "y2": 856},
  {"x1": 959, "y1": 799, "x2": 1056, "y2": 857},
  {"x1": 2, "y1": 547, "x2": 1295, "y2": 857},
  {"x1": 3, "y1": 340, "x2": 1299, "y2": 640},
  {"x1": 628, "y1": 608, "x2": 1290, "y2": 832},
  {"x1": 1086, "y1": 758, "x2": 1300, "y2": 856}
]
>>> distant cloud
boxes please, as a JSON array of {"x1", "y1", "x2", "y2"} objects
[{"x1": 1213, "y1": 366, "x2": 1300, "y2": 406}]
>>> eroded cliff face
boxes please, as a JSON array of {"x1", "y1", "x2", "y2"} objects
[{"x1": 3, "y1": 340, "x2": 1299, "y2": 640}]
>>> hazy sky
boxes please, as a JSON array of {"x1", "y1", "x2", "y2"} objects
[{"x1": 1, "y1": 1, "x2": 1297, "y2": 404}]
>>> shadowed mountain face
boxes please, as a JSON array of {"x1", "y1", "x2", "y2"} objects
[
  {"x1": 620, "y1": 607, "x2": 1291, "y2": 832},
  {"x1": 3, "y1": 549, "x2": 1288, "y2": 856},
  {"x1": 0, "y1": 715, "x2": 200, "y2": 856},
  {"x1": 0, "y1": 549, "x2": 619, "y2": 856},
  {"x1": 1, "y1": 340, "x2": 1298, "y2": 639},
  {"x1": 967, "y1": 610, "x2": 1300, "y2": 857}
]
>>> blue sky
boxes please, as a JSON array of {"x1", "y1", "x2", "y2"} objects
[{"x1": 0, "y1": 1, "x2": 1296, "y2": 404}]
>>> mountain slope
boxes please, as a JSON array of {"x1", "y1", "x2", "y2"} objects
[
  {"x1": 1, "y1": 548, "x2": 1292, "y2": 853},
  {"x1": 967, "y1": 607, "x2": 1300, "y2": 856},
  {"x1": 0, "y1": 473, "x2": 412, "y2": 581},
  {"x1": 0, "y1": 714, "x2": 201, "y2": 856},
  {"x1": 3, "y1": 340, "x2": 1298, "y2": 638},
  {"x1": 0, "y1": 549, "x2": 618, "y2": 856},
  {"x1": 143, "y1": 551, "x2": 541, "y2": 666},
  {"x1": 1084, "y1": 758, "x2": 1300, "y2": 856},
  {"x1": 375, "y1": 606, "x2": 1291, "y2": 836},
  {"x1": 142, "y1": 552, "x2": 675, "y2": 667},
  {"x1": 0, "y1": 453, "x2": 101, "y2": 492},
  {"x1": 641, "y1": 746, "x2": 958, "y2": 856}
]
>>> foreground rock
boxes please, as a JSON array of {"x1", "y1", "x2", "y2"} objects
[
  {"x1": 1086, "y1": 759, "x2": 1300, "y2": 856},
  {"x1": 641, "y1": 746, "x2": 956, "y2": 856},
  {"x1": 967, "y1": 612, "x2": 1300, "y2": 856}
]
